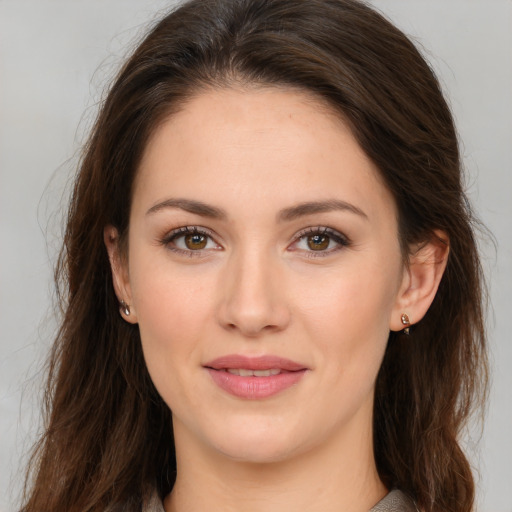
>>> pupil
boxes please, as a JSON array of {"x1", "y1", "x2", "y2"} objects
[
  {"x1": 185, "y1": 234, "x2": 207, "y2": 250},
  {"x1": 307, "y1": 234, "x2": 329, "y2": 251}
]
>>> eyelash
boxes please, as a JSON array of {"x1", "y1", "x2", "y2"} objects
[
  {"x1": 290, "y1": 226, "x2": 351, "y2": 258},
  {"x1": 159, "y1": 225, "x2": 351, "y2": 258},
  {"x1": 159, "y1": 226, "x2": 220, "y2": 257}
]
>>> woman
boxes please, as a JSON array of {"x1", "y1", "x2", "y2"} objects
[{"x1": 21, "y1": 0, "x2": 488, "y2": 511}]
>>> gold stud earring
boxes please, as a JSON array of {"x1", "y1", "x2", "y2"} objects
[
  {"x1": 401, "y1": 313, "x2": 410, "y2": 335},
  {"x1": 120, "y1": 300, "x2": 131, "y2": 316}
]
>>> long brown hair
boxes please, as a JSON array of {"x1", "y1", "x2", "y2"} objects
[{"x1": 22, "y1": 1, "x2": 488, "y2": 511}]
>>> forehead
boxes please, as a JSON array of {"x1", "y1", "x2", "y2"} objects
[{"x1": 134, "y1": 87, "x2": 396, "y2": 223}]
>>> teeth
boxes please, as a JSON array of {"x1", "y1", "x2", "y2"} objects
[
  {"x1": 226, "y1": 368, "x2": 281, "y2": 377},
  {"x1": 255, "y1": 369, "x2": 281, "y2": 376}
]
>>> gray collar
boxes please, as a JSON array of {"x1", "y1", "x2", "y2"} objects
[{"x1": 370, "y1": 489, "x2": 418, "y2": 512}]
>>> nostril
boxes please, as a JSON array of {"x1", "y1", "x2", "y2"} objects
[{"x1": 215, "y1": 280, "x2": 291, "y2": 336}]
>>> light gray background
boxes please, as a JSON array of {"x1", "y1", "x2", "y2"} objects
[{"x1": 1, "y1": 1, "x2": 510, "y2": 510}]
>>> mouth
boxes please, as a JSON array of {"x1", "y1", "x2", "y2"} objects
[
  {"x1": 222, "y1": 368, "x2": 282, "y2": 377},
  {"x1": 205, "y1": 354, "x2": 306, "y2": 372},
  {"x1": 204, "y1": 355, "x2": 308, "y2": 399}
]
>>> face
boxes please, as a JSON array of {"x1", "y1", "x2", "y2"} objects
[{"x1": 115, "y1": 87, "x2": 408, "y2": 464}]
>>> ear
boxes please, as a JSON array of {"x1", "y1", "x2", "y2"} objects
[
  {"x1": 390, "y1": 230, "x2": 449, "y2": 332},
  {"x1": 104, "y1": 225, "x2": 138, "y2": 324}
]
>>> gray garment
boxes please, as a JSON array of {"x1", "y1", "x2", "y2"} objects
[
  {"x1": 144, "y1": 489, "x2": 165, "y2": 512},
  {"x1": 370, "y1": 490, "x2": 418, "y2": 512},
  {"x1": 144, "y1": 488, "x2": 417, "y2": 512}
]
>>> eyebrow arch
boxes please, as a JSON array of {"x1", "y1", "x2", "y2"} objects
[
  {"x1": 146, "y1": 198, "x2": 367, "y2": 222},
  {"x1": 278, "y1": 200, "x2": 368, "y2": 222},
  {"x1": 146, "y1": 198, "x2": 227, "y2": 219}
]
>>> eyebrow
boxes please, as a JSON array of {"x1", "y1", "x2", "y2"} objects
[
  {"x1": 146, "y1": 198, "x2": 227, "y2": 219},
  {"x1": 145, "y1": 197, "x2": 367, "y2": 222},
  {"x1": 277, "y1": 200, "x2": 368, "y2": 222}
]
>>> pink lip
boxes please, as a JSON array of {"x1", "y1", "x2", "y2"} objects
[{"x1": 204, "y1": 355, "x2": 308, "y2": 400}]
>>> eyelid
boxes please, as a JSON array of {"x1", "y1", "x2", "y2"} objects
[
  {"x1": 160, "y1": 225, "x2": 223, "y2": 255},
  {"x1": 158, "y1": 224, "x2": 350, "y2": 257},
  {"x1": 288, "y1": 226, "x2": 351, "y2": 256}
]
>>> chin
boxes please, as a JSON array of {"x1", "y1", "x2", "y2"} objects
[
  {"x1": 204, "y1": 418, "x2": 310, "y2": 464},
  {"x1": 218, "y1": 440, "x2": 298, "y2": 464}
]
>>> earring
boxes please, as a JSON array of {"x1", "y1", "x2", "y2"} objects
[
  {"x1": 401, "y1": 313, "x2": 410, "y2": 335},
  {"x1": 120, "y1": 300, "x2": 131, "y2": 316}
]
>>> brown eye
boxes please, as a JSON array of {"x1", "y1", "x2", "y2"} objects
[
  {"x1": 307, "y1": 234, "x2": 330, "y2": 251},
  {"x1": 290, "y1": 227, "x2": 349, "y2": 256},
  {"x1": 163, "y1": 227, "x2": 222, "y2": 254},
  {"x1": 185, "y1": 233, "x2": 208, "y2": 250}
]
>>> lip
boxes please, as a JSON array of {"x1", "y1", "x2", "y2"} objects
[{"x1": 204, "y1": 355, "x2": 308, "y2": 400}]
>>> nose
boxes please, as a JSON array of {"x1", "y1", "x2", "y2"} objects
[{"x1": 216, "y1": 249, "x2": 291, "y2": 338}]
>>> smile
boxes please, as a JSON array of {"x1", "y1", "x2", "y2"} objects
[{"x1": 204, "y1": 355, "x2": 308, "y2": 399}]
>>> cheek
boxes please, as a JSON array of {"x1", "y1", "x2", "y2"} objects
[
  {"x1": 298, "y1": 259, "x2": 399, "y2": 334},
  {"x1": 128, "y1": 254, "x2": 216, "y2": 385},
  {"x1": 132, "y1": 247, "x2": 211, "y2": 325},
  {"x1": 296, "y1": 257, "x2": 401, "y2": 380}
]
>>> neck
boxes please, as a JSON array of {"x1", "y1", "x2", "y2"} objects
[{"x1": 165, "y1": 416, "x2": 387, "y2": 512}]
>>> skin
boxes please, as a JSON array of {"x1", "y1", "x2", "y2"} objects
[{"x1": 105, "y1": 87, "x2": 448, "y2": 512}]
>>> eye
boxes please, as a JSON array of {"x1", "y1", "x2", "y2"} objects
[
  {"x1": 161, "y1": 226, "x2": 221, "y2": 255},
  {"x1": 305, "y1": 234, "x2": 330, "y2": 251},
  {"x1": 290, "y1": 227, "x2": 350, "y2": 256},
  {"x1": 180, "y1": 233, "x2": 208, "y2": 250}
]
